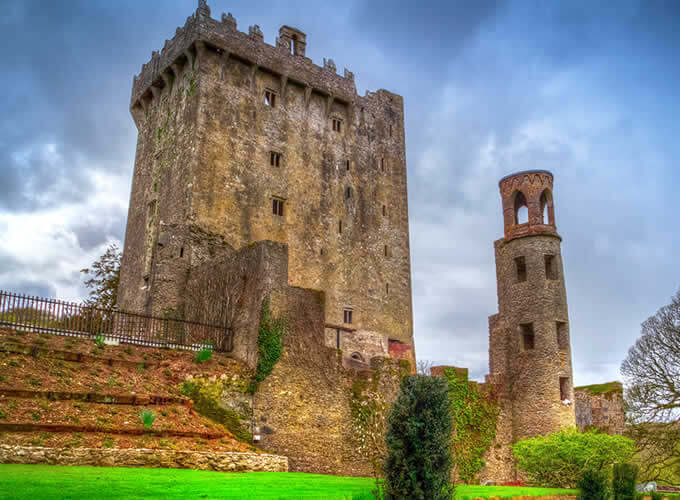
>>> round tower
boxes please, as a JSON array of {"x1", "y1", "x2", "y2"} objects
[{"x1": 492, "y1": 170, "x2": 575, "y2": 442}]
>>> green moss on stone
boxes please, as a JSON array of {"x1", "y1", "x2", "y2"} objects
[{"x1": 574, "y1": 381, "x2": 623, "y2": 396}]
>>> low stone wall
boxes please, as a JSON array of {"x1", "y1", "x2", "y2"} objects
[{"x1": 0, "y1": 445, "x2": 288, "y2": 472}]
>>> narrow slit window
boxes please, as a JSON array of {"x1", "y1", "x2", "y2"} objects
[
  {"x1": 272, "y1": 198, "x2": 284, "y2": 216},
  {"x1": 179, "y1": 247, "x2": 184, "y2": 258},
  {"x1": 382, "y1": 205, "x2": 387, "y2": 216},
  {"x1": 515, "y1": 256, "x2": 527, "y2": 282},
  {"x1": 389, "y1": 124, "x2": 393, "y2": 137},
  {"x1": 264, "y1": 90, "x2": 277, "y2": 107},
  {"x1": 384, "y1": 245, "x2": 389, "y2": 257},
  {"x1": 346, "y1": 186, "x2": 352, "y2": 199},
  {"x1": 270, "y1": 151, "x2": 281, "y2": 167},
  {"x1": 521, "y1": 323, "x2": 535, "y2": 350},
  {"x1": 346, "y1": 159, "x2": 350, "y2": 171},
  {"x1": 560, "y1": 377, "x2": 570, "y2": 401},
  {"x1": 545, "y1": 255, "x2": 558, "y2": 280},
  {"x1": 338, "y1": 219, "x2": 343, "y2": 234},
  {"x1": 381, "y1": 158, "x2": 385, "y2": 171},
  {"x1": 557, "y1": 322, "x2": 568, "y2": 351},
  {"x1": 343, "y1": 308, "x2": 353, "y2": 324},
  {"x1": 386, "y1": 283, "x2": 389, "y2": 295}
]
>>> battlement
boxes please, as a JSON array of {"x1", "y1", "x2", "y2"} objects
[{"x1": 131, "y1": 0, "x2": 358, "y2": 111}]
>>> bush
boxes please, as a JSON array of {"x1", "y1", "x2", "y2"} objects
[
  {"x1": 194, "y1": 348, "x2": 212, "y2": 363},
  {"x1": 512, "y1": 428, "x2": 635, "y2": 488},
  {"x1": 139, "y1": 410, "x2": 156, "y2": 429},
  {"x1": 650, "y1": 492, "x2": 663, "y2": 500},
  {"x1": 383, "y1": 375, "x2": 453, "y2": 500},
  {"x1": 612, "y1": 463, "x2": 638, "y2": 500},
  {"x1": 578, "y1": 469, "x2": 610, "y2": 500},
  {"x1": 95, "y1": 335, "x2": 105, "y2": 348}
]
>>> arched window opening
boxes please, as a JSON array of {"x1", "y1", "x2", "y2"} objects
[
  {"x1": 540, "y1": 189, "x2": 554, "y2": 225},
  {"x1": 514, "y1": 191, "x2": 528, "y2": 225}
]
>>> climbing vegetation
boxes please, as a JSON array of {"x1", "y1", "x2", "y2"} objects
[
  {"x1": 444, "y1": 368, "x2": 499, "y2": 484},
  {"x1": 248, "y1": 299, "x2": 286, "y2": 393}
]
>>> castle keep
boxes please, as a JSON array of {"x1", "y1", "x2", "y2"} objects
[{"x1": 117, "y1": 0, "x2": 415, "y2": 367}]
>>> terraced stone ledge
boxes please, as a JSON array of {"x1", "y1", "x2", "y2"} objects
[
  {"x1": 0, "y1": 389, "x2": 191, "y2": 407},
  {"x1": 0, "y1": 444, "x2": 288, "y2": 472}
]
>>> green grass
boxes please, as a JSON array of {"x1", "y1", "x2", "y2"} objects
[
  {"x1": 574, "y1": 381, "x2": 623, "y2": 395},
  {"x1": 0, "y1": 465, "x2": 375, "y2": 499},
  {"x1": 456, "y1": 486, "x2": 578, "y2": 499},
  {"x1": 0, "y1": 464, "x2": 579, "y2": 499}
]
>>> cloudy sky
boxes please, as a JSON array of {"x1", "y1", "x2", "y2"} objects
[{"x1": 2, "y1": 0, "x2": 679, "y2": 385}]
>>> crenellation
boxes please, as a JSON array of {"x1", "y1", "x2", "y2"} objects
[{"x1": 130, "y1": 1, "x2": 358, "y2": 115}]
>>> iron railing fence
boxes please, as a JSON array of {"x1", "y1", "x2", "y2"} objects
[{"x1": 0, "y1": 290, "x2": 232, "y2": 352}]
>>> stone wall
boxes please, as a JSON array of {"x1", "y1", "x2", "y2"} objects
[
  {"x1": 575, "y1": 382, "x2": 625, "y2": 435},
  {"x1": 253, "y1": 284, "x2": 404, "y2": 475},
  {"x1": 0, "y1": 444, "x2": 287, "y2": 472},
  {"x1": 185, "y1": 240, "x2": 288, "y2": 366}
]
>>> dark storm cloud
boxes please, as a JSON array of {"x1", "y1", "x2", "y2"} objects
[
  {"x1": 1, "y1": 0, "x2": 679, "y2": 384},
  {"x1": 0, "y1": 1, "x2": 183, "y2": 212},
  {"x1": 69, "y1": 213, "x2": 126, "y2": 252}
]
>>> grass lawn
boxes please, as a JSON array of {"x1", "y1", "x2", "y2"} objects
[
  {"x1": 456, "y1": 485, "x2": 577, "y2": 499},
  {"x1": 0, "y1": 464, "x2": 578, "y2": 499}
]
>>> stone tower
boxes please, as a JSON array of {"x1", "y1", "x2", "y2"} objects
[
  {"x1": 488, "y1": 170, "x2": 575, "y2": 442},
  {"x1": 117, "y1": 1, "x2": 415, "y2": 365}
]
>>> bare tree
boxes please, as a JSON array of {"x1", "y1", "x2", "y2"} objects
[
  {"x1": 417, "y1": 359, "x2": 433, "y2": 376},
  {"x1": 621, "y1": 289, "x2": 680, "y2": 481}
]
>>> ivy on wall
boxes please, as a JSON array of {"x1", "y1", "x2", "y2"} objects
[
  {"x1": 350, "y1": 375, "x2": 388, "y2": 467},
  {"x1": 444, "y1": 368, "x2": 499, "y2": 483},
  {"x1": 248, "y1": 299, "x2": 286, "y2": 393}
]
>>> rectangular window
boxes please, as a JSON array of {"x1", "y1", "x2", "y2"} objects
[
  {"x1": 338, "y1": 220, "x2": 342, "y2": 234},
  {"x1": 382, "y1": 205, "x2": 387, "y2": 216},
  {"x1": 332, "y1": 119, "x2": 342, "y2": 132},
  {"x1": 381, "y1": 158, "x2": 385, "y2": 171},
  {"x1": 270, "y1": 151, "x2": 281, "y2": 167},
  {"x1": 515, "y1": 256, "x2": 527, "y2": 282},
  {"x1": 384, "y1": 245, "x2": 389, "y2": 257},
  {"x1": 521, "y1": 323, "x2": 535, "y2": 350},
  {"x1": 386, "y1": 283, "x2": 389, "y2": 295},
  {"x1": 272, "y1": 198, "x2": 284, "y2": 216},
  {"x1": 545, "y1": 255, "x2": 558, "y2": 280},
  {"x1": 556, "y1": 321, "x2": 568, "y2": 350},
  {"x1": 560, "y1": 376, "x2": 570, "y2": 401},
  {"x1": 264, "y1": 90, "x2": 277, "y2": 107},
  {"x1": 346, "y1": 159, "x2": 350, "y2": 171},
  {"x1": 343, "y1": 308, "x2": 353, "y2": 324},
  {"x1": 346, "y1": 186, "x2": 352, "y2": 199}
]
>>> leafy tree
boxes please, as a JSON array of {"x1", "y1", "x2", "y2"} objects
[
  {"x1": 80, "y1": 244, "x2": 121, "y2": 310},
  {"x1": 621, "y1": 289, "x2": 680, "y2": 482},
  {"x1": 612, "y1": 463, "x2": 638, "y2": 500},
  {"x1": 512, "y1": 428, "x2": 635, "y2": 488},
  {"x1": 578, "y1": 469, "x2": 611, "y2": 500},
  {"x1": 384, "y1": 375, "x2": 453, "y2": 500}
]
